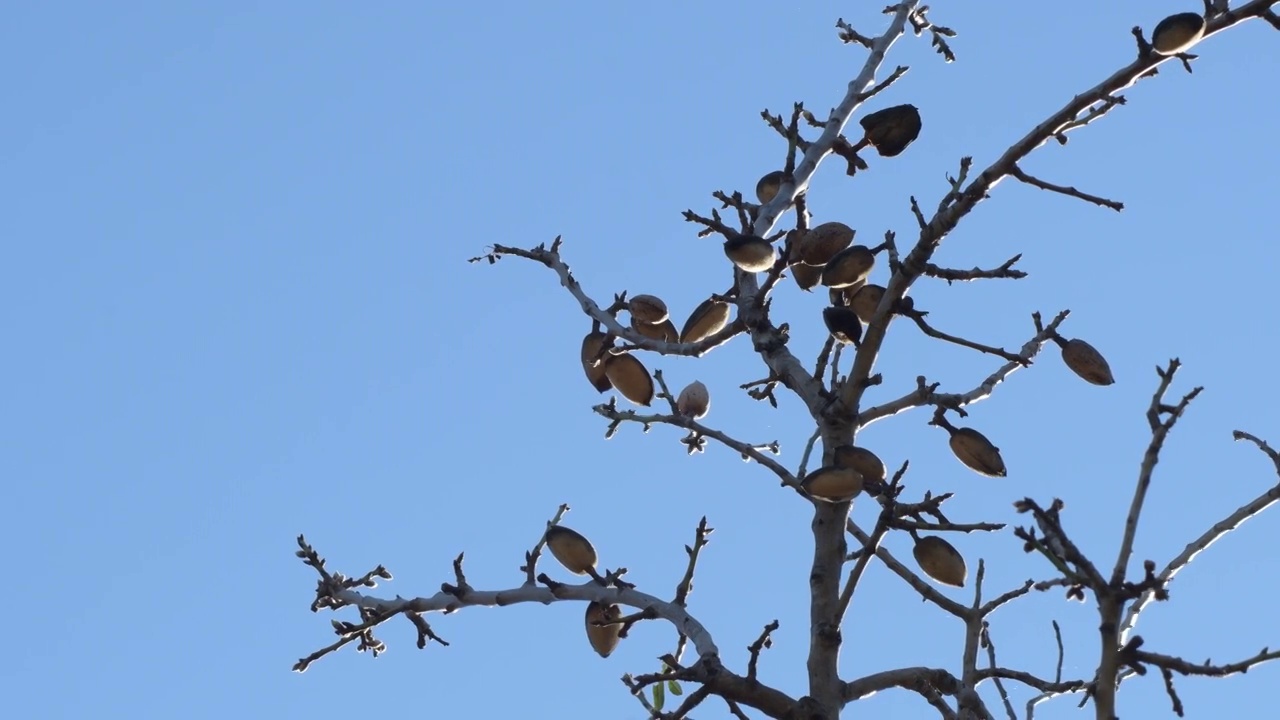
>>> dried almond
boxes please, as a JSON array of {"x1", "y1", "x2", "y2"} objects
[
  {"x1": 801, "y1": 465, "x2": 864, "y2": 502},
  {"x1": 580, "y1": 331, "x2": 613, "y2": 393},
  {"x1": 822, "y1": 306, "x2": 862, "y2": 346},
  {"x1": 1059, "y1": 337, "x2": 1114, "y2": 386},
  {"x1": 851, "y1": 284, "x2": 886, "y2": 324},
  {"x1": 947, "y1": 426, "x2": 1007, "y2": 478},
  {"x1": 1152, "y1": 12, "x2": 1205, "y2": 55},
  {"x1": 680, "y1": 298, "x2": 732, "y2": 343},
  {"x1": 604, "y1": 353, "x2": 654, "y2": 406},
  {"x1": 545, "y1": 525, "x2": 598, "y2": 575},
  {"x1": 859, "y1": 104, "x2": 922, "y2": 157},
  {"x1": 723, "y1": 234, "x2": 776, "y2": 273},
  {"x1": 913, "y1": 536, "x2": 966, "y2": 587},
  {"x1": 756, "y1": 170, "x2": 786, "y2": 205},
  {"x1": 821, "y1": 245, "x2": 875, "y2": 288},
  {"x1": 631, "y1": 315, "x2": 678, "y2": 343},
  {"x1": 584, "y1": 601, "x2": 622, "y2": 658},
  {"x1": 832, "y1": 445, "x2": 886, "y2": 487},
  {"x1": 676, "y1": 380, "x2": 710, "y2": 419},
  {"x1": 799, "y1": 222, "x2": 855, "y2": 265},
  {"x1": 628, "y1": 294, "x2": 669, "y2": 325},
  {"x1": 791, "y1": 261, "x2": 823, "y2": 291}
]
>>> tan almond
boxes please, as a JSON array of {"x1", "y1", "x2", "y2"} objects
[
  {"x1": 680, "y1": 298, "x2": 731, "y2": 344},
  {"x1": 545, "y1": 525, "x2": 598, "y2": 575},
  {"x1": 627, "y1": 294, "x2": 669, "y2": 325},
  {"x1": 676, "y1": 380, "x2": 710, "y2": 419},
  {"x1": 723, "y1": 234, "x2": 776, "y2": 273},
  {"x1": 584, "y1": 601, "x2": 622, "y2": 658},
  {"x1": 801, "y1": 465, "x2": 864, "y2": 502},
  {"x1": 832, "y1": 445, "x2": 887, "y2": 487},
  {"x1": 1152, "y1": 12, "x2": 1205, "y2": 55},
  {"x1": 823, "y1": 306, "x2": 863, "y2": 346},
  {"x1": 821, "y1": 245, "x2": 875, "y2": 288},
  {"x1": 604, "y1": 353, "x2": 654, "y2": 406},
  {"x1": 791, "y1": 261, "x2": 823, "y2": 291},
  {"x1": 913, "y1": 536, "x2": 966, "y2": 587},
  {"x1": 580, "y1": 331, "x2": 613, "y2": 393},
  {"x1": 948, "y1": 427, "x2": 1007, "y2": 478},
  {"x1": 756, "y1": 170, "x2": 786, "y2": 205},
  {"x1": 799, "y1": 222, "x2": 855, "y2": 266},
  {"x1": 851, "y1": 284, "x2": 886, "y2": 324},
  {"x1": 1061, "y1": 338, "x2": 1114, "y2": 386},
  {"x1": 631, "y1": 315, "x2": 678, "y2": 343}
]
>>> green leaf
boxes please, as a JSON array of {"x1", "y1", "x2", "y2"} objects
[
  {"x1": 653, "y1": 681, "x2": 665, "y2": 711},
  {"x1": 668, "y1": 679, "x2": 683, "y2": 696}
]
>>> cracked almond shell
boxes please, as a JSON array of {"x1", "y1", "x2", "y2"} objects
[
  {"x1": 585, "y1": 601, "x2": 622, "y2": 658},
  {"x1": 676, "y1": 380, "x2": 710, "y2": 419},
  {"x1": 723, "y1": 234, "x2": 776, "y2": 273},
  {"x1": 1061, "y1": 338, "x2": 1114, "y2": 386},
  {"x1": 545, "y1": 525, "x2": 598, "y2": 575},
  {"x1": 1152, "y1": 12, "x2": 1205, "y2": 55},
  {"x1": 833, "y1": 445, "x2": 887, "y2": 487},
  {"x1": 580, "y1": 331, "x2": 613, "y2": 393},
  {"x1": 801, "y1": 464, "x2": 864, "y2": 502},
  {"x1": 913, "y1": 536, "x2": 966, "y2": 587},
  {"x1": 627, "y1": 294, "x2": 669, "y2": 325},
  {"x1": 799, "y1": 222, "x2": 855, "y2": 266},
  {"x1": 680, "y1": 298, "x2": 731, "y2": 343},
  {"x1": 822, "y1": 306, "x2": 862, "y2": 346},
  {"x1": 631, "y1": 315, "x2": 678, "y2": 343},
  {"x1": 604, "y1": 353, "x2": 654, "y2": 406},
  {"x1": 851, "y1": 284, "x2": 885, "y2": 324},
  {"x1": 821, "y1": 245, "x2": 875, "y2": 288},
  {"x1": 859, "y1": 104, "x2": 922, "y2": 158},
  {"x1": 948, "y1": 427, "x2": 1007, "y2": 478},
  {"x1": 756, "y1": 170, "x2": 786, "y2": 205},
  {"x1": 791, "y1": 260, "x2": 823, "y2": 291}
]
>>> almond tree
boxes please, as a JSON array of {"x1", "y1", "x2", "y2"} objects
[{"x1": 294, "y1": 3, "x2": 1280, "y2": 718}]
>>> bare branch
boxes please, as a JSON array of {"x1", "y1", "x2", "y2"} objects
[
  {"x1": 1009, "y1": 164, "x2": 1124, "y2": 211},
  {"x1": 922, "y1": 253, "x2": 1027, "y2": 283}
]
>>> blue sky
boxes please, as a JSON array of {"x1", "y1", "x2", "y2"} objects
[{"x1": 2, "y1": 3, "x2": 1278, "y2": 718}]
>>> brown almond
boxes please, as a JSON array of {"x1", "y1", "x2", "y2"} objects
[
  {"x1": 851, "y1": 284, "x2": 886, "y2": 324},
  {"x1": 723, "y1": 234, "x2": 776, "y2": 273},
  {"x1": 799, "y1": 222, "x2": 855, "y2": 265},
  {"x1": 584, "y1": 601, "x2": 622, "y2": 658},
  {"x1": 822, "y1": 306, "x2": 862, "y2": 346},
  {"x1": 1152, "y1": 12, "x2": 1205, "y2": 55},
  {"x1": 913, "y1": 536, "x2": 966, "y2": 587},
  {"x1": 791, "y1": 261, "x2": 823, "y2": 291},
  {"x1": 680, "y1": 298, "x2": 732, "y2": 343},
  {"x1": 628, "y1": 294, "x2": 669, "y2": 325},
  {"x1": 859, "y1": 104, "x2": 922, "y2": 158},
  {"x1": 580, "y1": 331, "x2": 613, "y2": 393},
  {"x1": 1061, "y1": 338, "x2": 1114, "y2": 386},
  {"x1": 545, "y1": 525, "x2": 598, "y2": 575},
  {"x1": 604, "y1": 353, "x2": 654, "y2": 406},
  {"x1": 756, "y1": 170, "x2": 787, "y2": 205},
  {"x1": 832, "y1": 445, "x2": 887, "y2": 486},
  {"x1": 801, "y1": 465, "x2": 864, "y2": 502},
  {"x1": 821, "y1": 245, "x2": 875, "y2": 288},
  {"x1": 948, "y1": 427, "x2": 1007, "y2": 478},
  {"x1": 676, "y1": 380, "x2": 710, "y2": 419},
  {"x1": 631, "y1": 315, "x2": 678, "y2": 343}
]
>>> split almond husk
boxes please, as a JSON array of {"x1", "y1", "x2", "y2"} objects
[
  {"x1": 631, "y1": 315, "x2": 678, "y2": 343},
  {"x1": 584, "y1": 601, "x2": 622, "y2": 658},
  {"x1": 723, "y1": 233, "x2": 776, "y2": 273},
  {"x1": 791, "y1": 260, "x2": 823, "y2": 291},
  {"x1": 580, "y1": 331, "x2": 613, "y2": 393},
  {"x1": 799, "y1": 222, "x2": 855, "y2": 266},
  {"x1": 1152, "y1": 12, "x2": 1205, "y2": 55},
  {"x1": 822, "y1": 306, "x2": 862, "y2": 346},
  {"x1": 1060, "y1": 338, "x2": 1114, "y2": 386},
  {"x1": 676, "y1": 380, "x2": 710, "y2": 419},
  {"x1": 756, "y1": 170, "x2": 786, "y2": 205},
  {"x1": 604, "y1": 353, "x2": 654, "y2": 406},
  {"x1": 948, "y1": 427, "x2": 1007, "y2": 478},
  {"x1": 851, "y1": 284, "x2": 886, "y2": 324},
  {"x1": 801, "y1": 465, "x2": 864, "y2": 502},
  {"x1": 821, "y1": 245, "x2": 875, "y2": 288},
  {"x1": 545, "y1": 525, "x2": 598, "y2": 575},
  {"x1": 913, "y1": 536, "x2": 966, "y2": 587},
  {"x1": 628, "y1": 294, "x2": 669, "y2": 325},
  {"x1": 860, "y1": 104, "x2": 922, "y2": 158},
  {"x1": 680, "y1": 298, "x2": 731, "y2": 343},
  {"x1": 833, "y1": 445, "x2": 887, "y2": 487}
]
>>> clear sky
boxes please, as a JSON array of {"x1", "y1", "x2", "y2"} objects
[{"x1": 2, "y1": 3, "x2": 1277, "y2": 718}]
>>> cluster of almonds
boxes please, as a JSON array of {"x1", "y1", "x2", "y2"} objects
[
  {"x1": 579, "y1": 294, "x2": 732, "y2": 410},
  {"x1": 542, "y1": 526, "x2": 623, "y2": 658}
]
